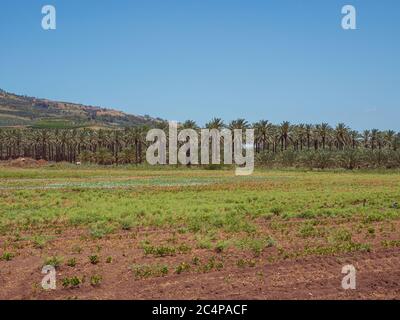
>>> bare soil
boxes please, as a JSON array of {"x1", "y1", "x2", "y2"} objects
[
  {"x1": 5, "y1": 157, "x2": 48, "y2": 168},
  {"x1": 1, "y1": 224, "x2": 399, "y2": 300}
]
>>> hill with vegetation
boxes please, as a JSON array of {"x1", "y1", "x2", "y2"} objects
[{"x1": 0, "y1": 88, "x2": 163, "y2": 128}]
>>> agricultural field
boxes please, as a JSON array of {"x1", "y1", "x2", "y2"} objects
[{"x1": 0, "y1": 165, "x2": 400, "y2": 299}]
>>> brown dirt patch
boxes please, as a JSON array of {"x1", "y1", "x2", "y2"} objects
[
  {"x1": 6, "y1": 157, "x2": 48, "y2": 168},
  {"x1": 0, "y1": 222, "x2": 399, "y2": 300}
]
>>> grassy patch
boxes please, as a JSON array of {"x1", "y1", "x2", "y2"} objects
[{"x1": 130, "y1": 264, "x2": 169, "y2": 279}]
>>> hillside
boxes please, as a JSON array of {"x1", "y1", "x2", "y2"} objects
[{"x1": 0, "y1": 88, "x2": 163, "y2": 128}]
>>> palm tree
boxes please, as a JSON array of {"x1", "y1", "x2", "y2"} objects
[
  {"x1": 393, "y1": 133, "x2": 400, "y2": 151},
  {"x1": 334, "y1": 123, "x2": 349, "y2": 150},
  {"x1": 205, "y1": 118, "x2": 224, "y2": 130},
  {"x1": 370, "y1": 129, "x2": 380, "y2": 150},
  {"x1": 181, "y1": 120, "x2": 198, "y2": 130},
  {"x1": 88, "y1": 130, "x2": 99, "y2": 153},
  {"x1": 0, "y1": 129, "x2": 4, "y2": 160},
  {"x1": 69, "y1": 129, "x2": 77, "y2": 162},
  {"x1": 228, "y1": 119, "x2": 250, "y2": 158},
  {"x1": 2, "y1": 129, "x2": 15, "y2": 159},
  {"x1": 112, "y1": 130, "x2": 122, "y2": 164},
  {"x1": 59, "y1": 130, "x2": 70, "y2": 160},
  {"x1": 296, "y1": 124, "x2": 306, "y2": 150},
  {"x1": 253, "y1": 120, "x2": 272, "y2": 152},
  {"x1": 349, "y1": 130, "x2": 359, "y2": 149},
  {"x1": 316, "y1": 123, "x2": 331, "y2": 149},
  {"x1": 78, "y1": 129, "x2": 90, "y2": 155},
  {"x1": 37, "y1": 129, "x2": 50, "y2": 160},
  {"x1": 279, "y1": 121, "x2": 291, "y2": 151},
  {"x1": 228, "y1": 118, "x2": 249, "y2": 130},
  {"x1": 376, "y1": 131, "x2": 384, "y2": 150},
  {"x1": 305, "y1": 124, "x2": 313, "y2": 150},
  {"x1": 362, "y1": 130, "x2": 370, "y2": 148},
  {"x1": 384, "y1": 130, "x2": 396, "y2": 150},
  {"x1": 133, "y1": 126, "x2": 148, "y2": 164}
]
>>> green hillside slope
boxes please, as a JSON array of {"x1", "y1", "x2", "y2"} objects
[{"x1": 0, "y1": 88, "x2": 163, "y2": 128}]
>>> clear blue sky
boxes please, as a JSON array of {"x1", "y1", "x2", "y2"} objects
[{"x1": 0, "y1": 0, "x2": 399, "y2": 130}]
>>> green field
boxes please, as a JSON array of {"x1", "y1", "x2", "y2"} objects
[
  {"x1": 1, "y1": 167, "x2": 400, "y2": 243},
  {"x1": 1, "y1": 166, "x2": 400, "y2": 299}
]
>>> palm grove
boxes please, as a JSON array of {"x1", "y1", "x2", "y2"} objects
[{"x1": 1, "y1": 119, "x2": 400, "y2": 169}]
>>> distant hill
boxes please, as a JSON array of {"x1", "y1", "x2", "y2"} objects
[{"x1": 0, "y1": 88, "x2": 164, "y2": 128}]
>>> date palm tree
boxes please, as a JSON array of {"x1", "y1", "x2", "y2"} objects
[
  {"x1": 253, "y1": 120, "x2": 272, "y2": 152},
  {"x1": 370, "y1": 129, "x2": 380, "y2": 150},
  {"x1": 133, "y1": 126, "x2": 148, "y2": 164},
  {"x1": 334, "y1": 123, "x2": 349, "y2": 150},
  {"x1": 181, "y1": 120, "x2": 198, "y2": 130},
  {"x1": 279, "y1": 121, "x2": 291, "y2": 151},
  {"x1": 205, "y1": 118, "x2": 225, "y2": 130},
  {"x1": 316, "y1": 123, "x2": 331, "y2": 149},
  {"x1": 228, "y1": 118, "x2": 249, "y2": 130},
  {"x1": 349, "y1": 130, "x2": 360, "y2": 149},
  {"x1": 362, "y1": 130, "x2": 370, "y2": 149},
  {"x1": 0, "y1": 129, "x2": 4, "y2": 160},
  {"x1": 384, "y1": 130, "x2": 396, "y2": 150},
  {"x1": 305, "y1": 124, "x2": 313, "y2": 150}
]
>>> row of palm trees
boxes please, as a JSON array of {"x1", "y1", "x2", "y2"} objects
[
  {"x1": 0, "y1": 126, "x2": 148, "y2": 163},
  {"x1": 0, "y1": 119, "x2": 399, "y2": 163},
  {"x1": 182, "y1": 119, "x2": 400, "y2": 153}
]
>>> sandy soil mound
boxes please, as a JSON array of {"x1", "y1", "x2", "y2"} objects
[{"x1": 7, "y1": 157, "x2": 48, "y2": 167}]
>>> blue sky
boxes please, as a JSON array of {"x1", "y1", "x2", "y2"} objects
[{"x1": 0, "y1": 0, "x2": 399, "y2": 130}]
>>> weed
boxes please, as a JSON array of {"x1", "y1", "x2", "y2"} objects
[
  {"x1": 330, "y1": 229, "x2": 352, "y2": 244},
  {"x1": 72, "y1": 245, "x2": 82, "y2": 254},
  {"x1": 90, "y1": 275, "x2": 102, "y2": 287},
  {"x1": 160, "y1": 265, "x2": 169, "y2": 275},
  {"x1": 237, "y1": 236, "x2": 276, "y2": 257},
  {"x1": 363, "y1": 213, "x2": 385, "y2": 223},
  {"x1": 381, "y1": 240, "x2": 400, "y2": 248},
  {"x1": 200, "y1": 256, "x2": 224, "y2": 272},
  {"x1": 236, "y1": 258, "x2": 256, "y2": 268},
  {"x1": 89, "y1": 222, "x2": 114, "y2": 239},
  {"x1": 177, "y1": 243, "x2": 192, "y2": 254},
  {"x1": 89, "y1": 255, "x2": 99, "y2": 265},
  {"x1": 215, "y1": 262, "x2": 224, "y2": 270},
  {"x1": 120, "y1": 218, "x2": 134, "y2": 231},
  {"x1": 44, "y1": 256, "x2": 63, "y2": 268},
  {"x1": 197, "y1": 238, "x2": 212, "y2": 249},
  {"x1": 31, "y1": 235, "x2": 53, "y2": 249},
  {"x1": 67, "y1": 258, "x2": 77, "y2": 267},
  {"x1": 175, "y1": 262, "x2": 191, "y2": 274},
  {"x1": 215, "y1": 241, "x2": 229, "y2": 253},
  {"x1": 191, "y1": 256, "x2": 200, "y2": 265},
  {"x1": 271, "y1": 207, "x2": 283, "y2": 216},
  {"x1": 298, "y1": 224, "x2": 320, "y2": 238},
  {"x1": 62, "y1": 276, "x2": 82, "y2": 288},
  {"x1": 131, "y1": 264, "x2": 169, "y2": 279},
  {"x1": 143, "y1": 245, "x2": 176, "y2": 257},
  {"x1": 1, "y1": 252, "x2": 14, "y2": 261}
]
